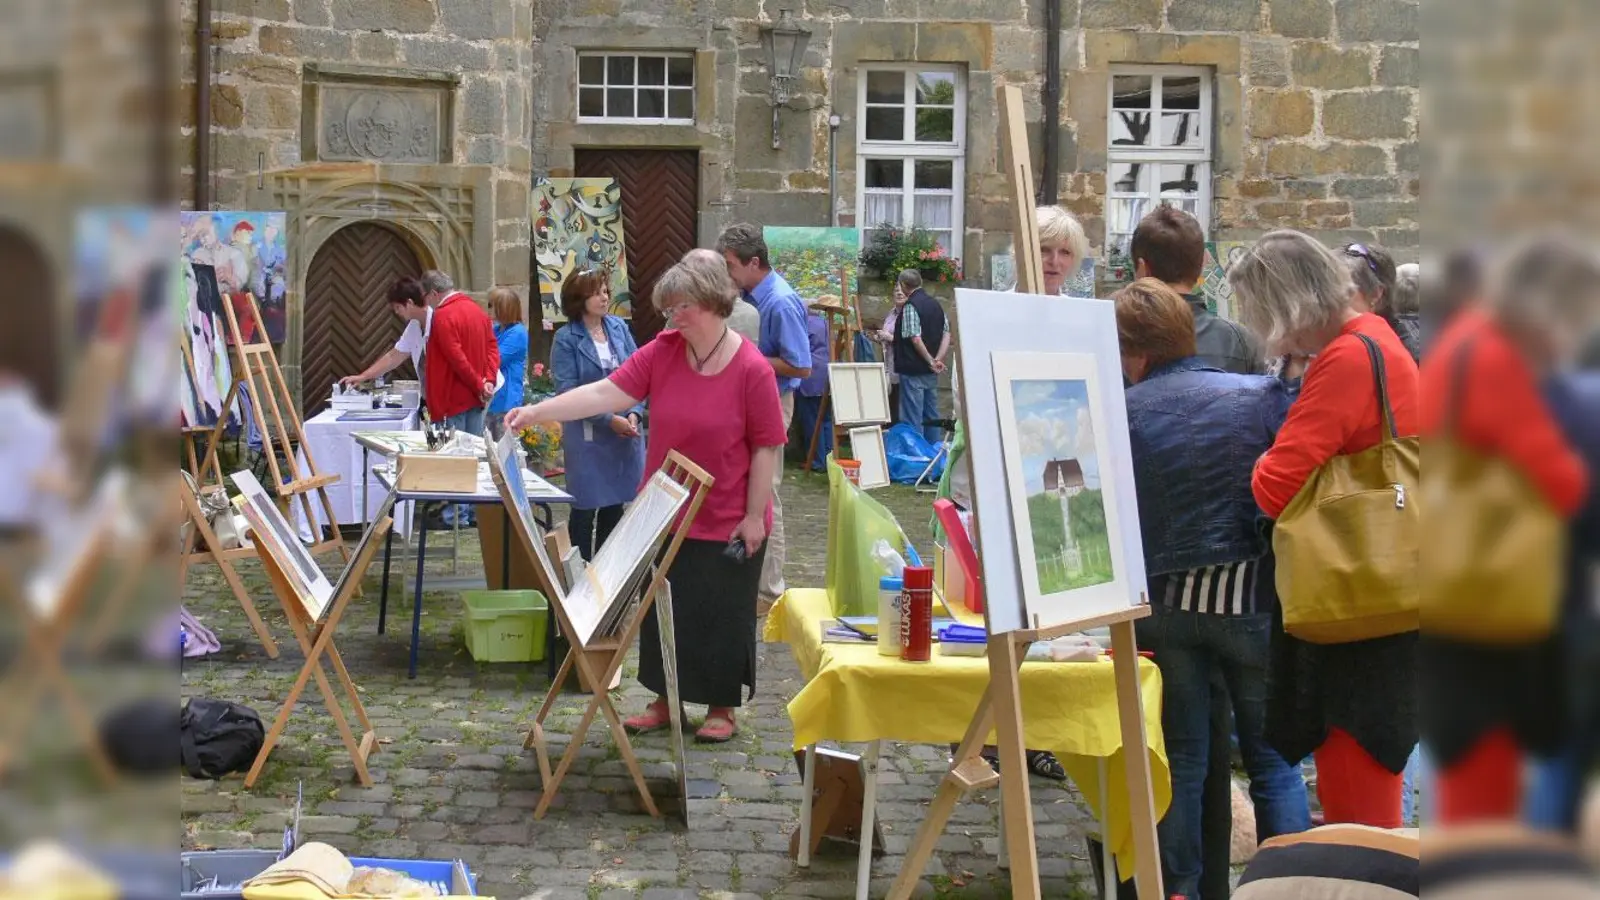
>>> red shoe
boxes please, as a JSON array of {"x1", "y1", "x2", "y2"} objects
[
  {"x1": 695, "y1": 708, "x2": 738, "y2": 743},
  {"x1": 624, "y1": 697, "x2": 673, "y2": 734}
]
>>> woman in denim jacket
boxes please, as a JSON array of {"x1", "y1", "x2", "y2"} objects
[{"x1": 1116, "y1": 279, "x2": 1310, "y2": 900}]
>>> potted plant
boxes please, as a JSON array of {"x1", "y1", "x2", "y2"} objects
[{"x1": 858, "y1": 225, "x2": 964, "y2": 285}]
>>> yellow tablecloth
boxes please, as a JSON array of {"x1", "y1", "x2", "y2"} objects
[{"x1": 764, "y1": 588, "x2": 1171, "y2": 876}]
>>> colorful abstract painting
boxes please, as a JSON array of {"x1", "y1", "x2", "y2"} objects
[
  {"x1": 179, "y1": 211, "x2": 288, "y2": 344},
  {"x1": 74, "y1": 208, "x2": 178, "y2": 431},
  {"x1": 764, "y1": 227, "x2": 860, "y2": 306},
  {"x1": 1199, "y1": 241, "x2": 1252, "y2": 320},
  {"x1": 181, "y1": 261, "x2": 239, "y2": 428},
  {"x1": 533, "y1": 178, "x2": 631, "y2": 322}
]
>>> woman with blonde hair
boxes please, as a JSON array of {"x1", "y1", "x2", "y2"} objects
[
  {"x1": 505, "y1": 248, "x2": 787, "y2": 743},
  {"x1": 1230, "y1": 229, "x2": 1421, "y2": 829}
]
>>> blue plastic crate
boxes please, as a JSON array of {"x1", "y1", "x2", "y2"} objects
[{"x1": 180, "y1": 850, "x2": 476, "y2": 897}]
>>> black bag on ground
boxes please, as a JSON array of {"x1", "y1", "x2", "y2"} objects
[
  {"x1": 180, "y1": 698, "x2": 264, "y2": 779},
  {"x1": 99, "y1": 698, "x2": 182, "y2": 777}
]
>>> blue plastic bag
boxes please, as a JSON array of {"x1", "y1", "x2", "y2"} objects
[{"x1": 884, "y1": 422, "x2": 946, "y2": 484}]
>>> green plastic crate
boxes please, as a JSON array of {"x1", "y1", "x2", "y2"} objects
[{"x1": 461, "y1": 590, "x2": 548, "y2": 663}]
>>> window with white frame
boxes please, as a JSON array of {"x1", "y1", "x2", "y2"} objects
[
  {"x1": 577, "y1": 52, "x2": 695, "y2": 124},
  {"x1": 856, "y1": 65, "x2": 965, "y2": 256},
  {"x1": 1106, "y1": 66, "x2": 1213, "y2": 260}
]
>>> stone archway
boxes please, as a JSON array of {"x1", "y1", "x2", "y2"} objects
[
  {"x1": 0, "y1": 224, "x2": 60, "y2": 407},
  {"x1": 301, "y1": 221, "x2": 424, "y2": 416}
]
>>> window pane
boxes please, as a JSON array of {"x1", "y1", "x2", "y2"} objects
[
  {"x1": 667, "y1": 89, "x2": 694, "y2": 120},
  {"x1": 913, "y1": 159, "x2": 954, "y2": 190},
  {"x1": 638, "y1": 88, "x2": 666, "y2": 118},
  {"x1": 638, "y1": 56, "x2": 666, "y2": 85},
  {"x1": 865, "y1": 107, "x2": 905, "y2": 141},
  {"x1": 915, "y1": 72, "x2": 957, "y2": 106},
  {"x1": 1112, "y1": 108, "x2": 1153, "y2": 146},
  {"x1": 607, "y1": 55, "x2": 635, "y2": 86},
  {"x1": 1162, "y1": 76, "x2": 1202, "y2": 110},
  {"x1": 1113, "y1": 74, "x2": 1153, "y2": 109},
  {"x1": 1107, "y1": 197, "x2": 1149, "y2": 249},
  {"x1": 866, "y1": 70, "x2": 905, "y2": 104},
  {"x1": 1160, "y1": 163, "x2": 1202, "y2": 196},
  {"x1": 1161, "y1": 111, "x2": 1202, "y2": 148},
  {"x1": 579, "y1": 55, "x2": 604, "y2": 85},
  {"x1": 578, "y1": 87, "x2": 604, "y2": 118},
  {"x1": 1109, "y1": 162, "x2": 1148, "y2": 194},
  {"x1": 914, "y1": 107, "x2": 954, "y2": 142},
  {"x1": 607, "y1": 88, "x2": 634, "y2": 118},
  {"x1": 925, "y1": 231, "x2": 954, "y2": 254},
  {"x1": 864, "y1": 158, "x2": 905, "y2": 189},
  {"x1": 667, "y1": 55, "x2": 693, "y2": 86},
  {"x1": 913, "y1": 194, "x2": 953, "y2": 230},
  {"x1": 863, "y1": 193, "x2": 903, "y2": 231}
]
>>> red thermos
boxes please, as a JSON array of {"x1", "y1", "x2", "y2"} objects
[{"x1": 900, "y1": 566, "x2": 934, "y2": 662}]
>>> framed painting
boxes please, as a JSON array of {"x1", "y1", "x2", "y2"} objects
[
  {"x1": 232, "y1": 469, "x2": 335, "y2": 621},
  {"x1": 180, "y1": 211, "x2": 289, "y2": 344},
  {"x1": 765, "y1": 227, "x2": 860, "y2": 305},
  {"x1": 952, "y1": 288, "x2": 1147, "y2": 635},
  {"x1": 533, "y1": 178, "x2": 632, "y2": 322},
  {"x1": 828, "y1": 363, "x2": 891, "y2": 426},
  {"x1": 991, "y1": 352, "x2": 1132, "y2": 626},
  {"x1": 848, "y1": 425, "x2": 890, "y2": 490}
]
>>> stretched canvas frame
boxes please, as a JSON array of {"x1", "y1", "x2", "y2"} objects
[
  {"x1": 829, "y1": 363, "x2": 891, "y2": 426},
  {"x1": 991, "y1": 352, "x2": 1134, "y2": 628},
  {"x1": 848, "y1": 425, "x2": 890, "y2": 490}
]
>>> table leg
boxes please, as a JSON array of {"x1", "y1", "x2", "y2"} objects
[
  {"x1": 855, "y1": 740, "x2": 882, "y2": 900},
  {"x1": 1099, "y1": 757, "x2": 1116, "y2": 900},
  {"x1": 409, "y1": 519, "x2": 429, "y2": 679},
  {"x1": 378, "y1": 524, "x2": 395, "y2": 634},
  {"x1": 535, "y1": 502, "x2": 553, "y2": 533},
  {"x1": 361, "y1": 447, "x2": 370, "y2": 525},
  {"x1": 798, "y1": 744, "x2": 819, "y2": 868}
]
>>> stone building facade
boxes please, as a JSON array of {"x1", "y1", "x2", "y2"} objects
[{"x1": 181, "y1": 0, "x2": 1418, "y2": 399}]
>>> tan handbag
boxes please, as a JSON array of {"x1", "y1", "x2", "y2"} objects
[
  {"x1": 1420, "y1": 338, "x2": 1565, "y2": 644},
  {"x1": 1273, "y1": 333, "x2": 1420, "y2": 644}
]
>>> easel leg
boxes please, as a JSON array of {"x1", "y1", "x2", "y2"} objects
[
  {"x1": 855, "y1": 740, "x2": 882, "y2": 900},
  {"x1": 182, "y1": 489, "x2": 279, "y2": 658},
  {"x1": 887, "y1": 695, "x2": 997, "y2": 900},
  {"x1": 533, "y1": 685, "x2": 605, "y2": 819},
  {"x1": 526, "y1": 651, "x2": 576, "y2": 749},
  {"x1": 1099, "y1": 757, "x2": 1117, "y2": 900},
  {"x1": 990, "y1": 637, "x2": 1042, "y2": 897},
  {"x1": 798, "y1": 744, "x2": 818, "y2": 867},
  {"x1": 1109, "y1": 620, "x2": 1165, "y2": 899}
]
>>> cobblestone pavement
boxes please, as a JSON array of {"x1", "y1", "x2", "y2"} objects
[{"x1": 181, "y1": 470, "x2": 1106, "y2": 899}]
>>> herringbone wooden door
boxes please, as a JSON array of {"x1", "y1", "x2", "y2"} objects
[
  {"x1": 302, "y1": 222, "x2": 421, "y2": 416},
  {"x1": 575, "y1": 148, "x2": 699, "y2": 346},
  {"x1": 0, "y1": 226, "x2": 58, "y2": 408}
]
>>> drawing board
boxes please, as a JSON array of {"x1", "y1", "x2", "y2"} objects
[
  {"x1": 232, "y1": 469, "x2": 335, "y2": 621},
  {"x1": 566, "y1": 470, "x2": 690, "y2": 645},
  {"x1": 951, "y1": 289, "x2": 1147, "y2": 635},
  {"x1": 485, "y1": 429, "x2": 565, "y2": 598},
  {"x1": 829, "y1": 363, "x2": 891, "y2": 426},
  {"x1": 848, "y1": 425, "x2": 890, "y2": 490}
]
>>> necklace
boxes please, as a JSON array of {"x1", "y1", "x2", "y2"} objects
[{"x1": 688, "y1": 327, "x2": 731, "y2": 372}]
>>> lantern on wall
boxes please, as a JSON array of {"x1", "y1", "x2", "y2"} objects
[{"x1": 760, "y1": 9, "x2": 812, "y2": 150}]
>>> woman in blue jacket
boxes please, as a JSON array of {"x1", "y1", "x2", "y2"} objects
[
  {"x1": 553, "y1": 269, "x2": 645, "y2": 560},
  {"x1": 487, "y1": 287, "x2": 528, "y2": 438}
]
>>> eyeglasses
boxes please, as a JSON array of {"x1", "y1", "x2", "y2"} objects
[{"x1": 1343, "y1": 243, "x2": 1380, "y2": 274}]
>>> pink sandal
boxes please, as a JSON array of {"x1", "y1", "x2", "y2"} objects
[
  {"x1": 624, "y1": 697, "x2": 674, "y2": 734},
  {"x1": 695, "y1": 708, "x2": 737, "y2": 743}
]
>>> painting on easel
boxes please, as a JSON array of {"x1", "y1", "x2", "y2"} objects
[
  {"x1": 765, "y1": 227, "x2": 860, "y2": 305},
  {"x1": 180, "y1": 211, "x2": 288, "y2": 344},
  {"x1": 232, "y1": 470, "x2": 335, "y2": 621},
  {"x1": 181, "y1": 262, "x2": 239, "y2": 428}
]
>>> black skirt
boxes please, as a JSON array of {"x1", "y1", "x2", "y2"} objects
[
  {"x1": 1418, "y1": 634, "x2": 1567, "y2": 768},
  {"x1": 637, "y1": 537, "x2": 767, "y2": 708}
]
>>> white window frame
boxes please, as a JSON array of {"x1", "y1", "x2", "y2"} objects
[
  {"x1": 1105, "y1": 65, "x2": 1214, "y2": 259},
  {"x1": 575, "y1": 51, "x2": 696, "y2": 125},
  {"x1": 855, "y1": 64, "x2": 966, "y2": 258}
]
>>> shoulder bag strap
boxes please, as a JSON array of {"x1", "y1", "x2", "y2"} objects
[
  {"x1": 1354, "y1": 333, "x2": 1398, "y2": 442},
  {"x1": 1447, "y1": 334, "x2": 1477, "y2": 436}
]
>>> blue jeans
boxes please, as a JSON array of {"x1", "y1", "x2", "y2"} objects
[
  {"x1": 897, "y1": 372, "x2": 942, "y2": 444},
  {"x1": 794, "y1": 394, "x2": 832, "y2": 471},
  {"x1": 1136, "y1": 606, "x2": 1310, "y2": 900},
  {"x1": 441, "y1": 407, "x2": 486, "y2": 525}
]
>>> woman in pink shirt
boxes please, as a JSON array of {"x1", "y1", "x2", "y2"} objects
[{"x1": 505, "y1": 248, "x2": 788, "y2": 742}]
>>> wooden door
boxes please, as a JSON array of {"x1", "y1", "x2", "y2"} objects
[
  {"x1": 0, "y1": 226, "x2": 59, "y2": 408},
  {"x1": 302, "y1": 222, "x2": 421, "y2": 416},
  {"x1": 574, "y1": 148, "x2": 699, "y2": 345}
]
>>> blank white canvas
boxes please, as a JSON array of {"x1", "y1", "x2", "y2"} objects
[
  {"x1": 952, "y1": 288, "x2": 1148, "y2": 635},
  {"x1": 829, "y1": 363, "x2": 891, "y2": 425},
  {"x1": 849, "y1": 425, "x2": 890, "y2": 489}
]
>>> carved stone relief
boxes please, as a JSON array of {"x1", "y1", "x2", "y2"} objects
[
  {"x1": 0, "y1": 69, "x2": 55, "y2": 160},
  {"x1": 321, "y1": 86, "x2": 441, "y2": 163}
]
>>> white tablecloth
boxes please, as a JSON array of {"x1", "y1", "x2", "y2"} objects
[{"x1": 293, "y1": 408, "x2": 417, "y2": 538}]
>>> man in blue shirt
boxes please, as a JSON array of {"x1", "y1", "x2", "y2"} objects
[
  {"x1": 717, "y1": 223, "x2": 812, "y2": 612},
  {"x1": 795, "y1": 310, "x2": 833, "y2": 472}
]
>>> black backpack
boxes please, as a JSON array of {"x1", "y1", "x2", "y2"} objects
[
  {"x1": 180, "y1": 698, "x2": 265, "y2": 779},
  {"x1": 98, "y1": 698, "x2": 181, "y2": 777}
]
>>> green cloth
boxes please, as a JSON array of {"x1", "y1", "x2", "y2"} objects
[
  {"x1": 930, "y1": 417, "x2": 967, "y2": 542},
  {"x1": 825, "y1": 454, "x2": 911, "y2": 618}
]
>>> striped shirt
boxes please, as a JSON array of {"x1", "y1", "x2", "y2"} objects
[{"x1": 1151, "y1": 560, "x2": 1259, "y2": 616}]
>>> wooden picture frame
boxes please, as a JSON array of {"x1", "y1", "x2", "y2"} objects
[
  {"x1": 848, "y1": 425, "x2": 890, "y2": 489},
  {"x1": 829, "y1": 363, "x2": 891, "y2": 426},
  {"x1": 231, "y1": 469, "x2": 336, "y2": 622}
]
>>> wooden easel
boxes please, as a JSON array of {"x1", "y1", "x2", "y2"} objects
[
  {"x1": 220, "y1": 293, "x2": 349, "y2": 566},
  {"x1": 0, "y1": 483, "x2": 120, "y2": 784},
  {"x1": 242, "y1": 511, "x2": 393, "y2": 789},
  {"x1": 887, "y1": 86, "x2": 1164, "y2": 900},
  {"x1": 805, "y1": 272, "x2": 862, "y2": 470},
  {"x1": 505, "y1": 451, "x2": 714, "y2": 820}
]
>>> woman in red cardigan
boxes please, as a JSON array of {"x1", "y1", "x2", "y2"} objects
[
  {"x1": 1229, "y1": 230, "x2": 1421, "y2": 829},
  {"x1": 1419, "y1": 236, "x2": 1597, "y2": 824}
]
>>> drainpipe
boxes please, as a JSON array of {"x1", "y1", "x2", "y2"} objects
[
  {"x1": 828, "y1": 113, "x2": 840, "y2": 226},
  {"x1": 1040, "y1": 0, "x2": 1061, "y2": 205},
  {"x1": 195, "y1": 0, "x2": 212, "y2": 209}
]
